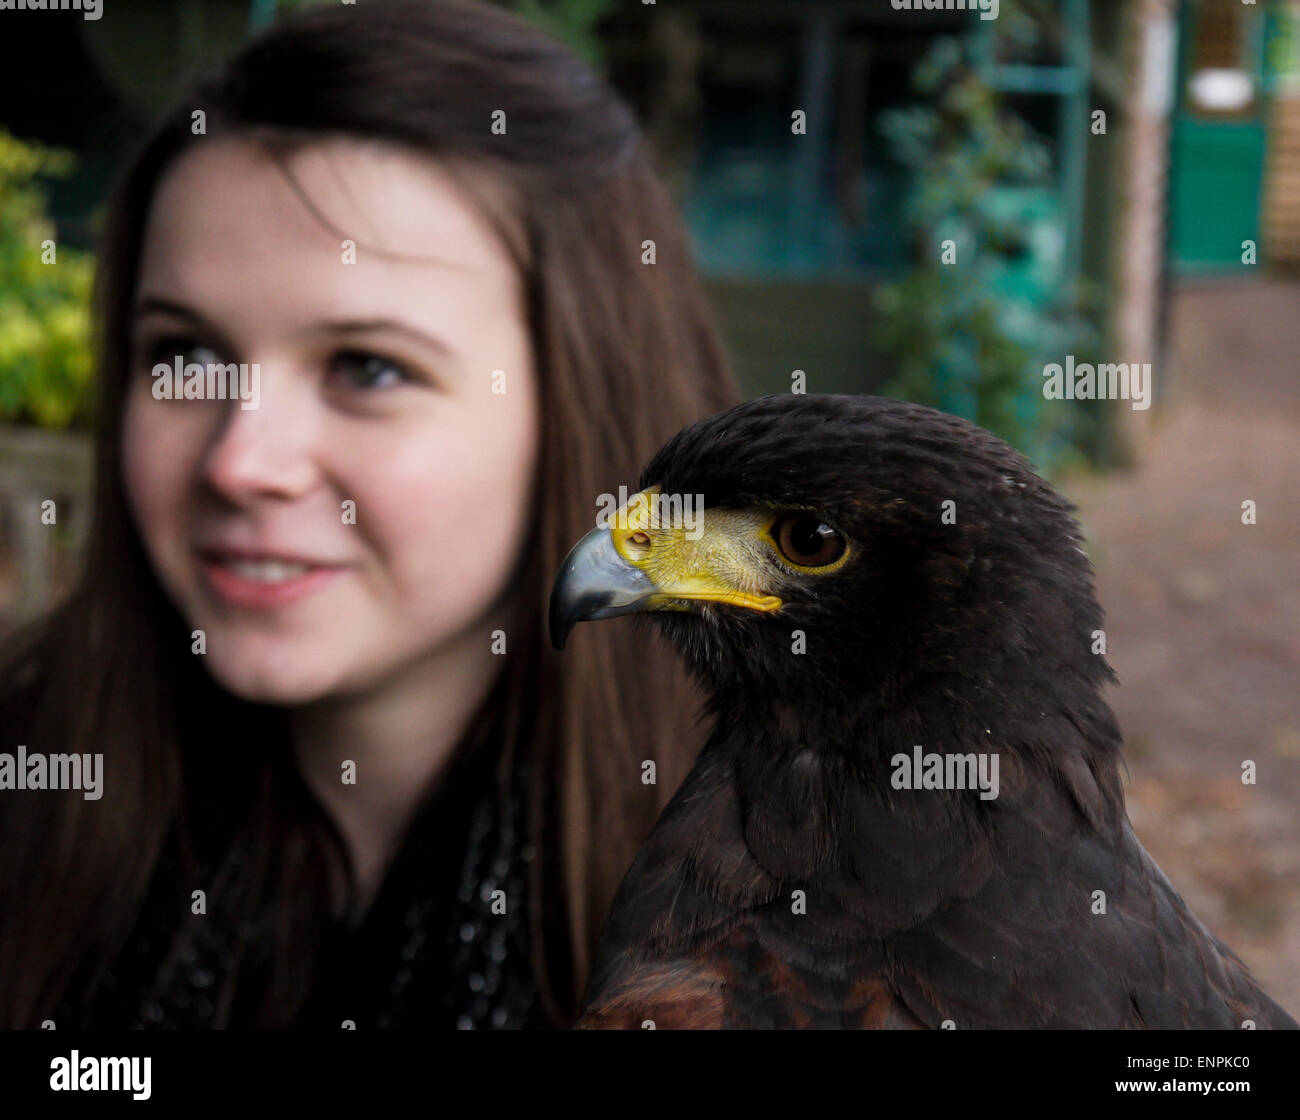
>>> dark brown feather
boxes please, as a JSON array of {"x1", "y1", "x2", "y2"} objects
[{"x1": 576, "y1": 396, "x2": 1297, "y2": 1030}]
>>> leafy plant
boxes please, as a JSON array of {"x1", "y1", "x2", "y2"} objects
[
  {"x1": 872, "y1": 31, "x2": 1099, "y2": 474},
  {"x1": 0, "y1": 129, "x2": 95, "y2": 430}
]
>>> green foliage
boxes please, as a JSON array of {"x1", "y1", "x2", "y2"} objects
[
  {"x1": 872, "y1": 33, "x2": 1098, "y2": 474},
  {"x1": 0, "y1": 129, "x2": 95, "y2": 430}
]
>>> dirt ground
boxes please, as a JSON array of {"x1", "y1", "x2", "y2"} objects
[{"x1": 1063, "y1": 279, "x2": 1300, "y2": 1020}]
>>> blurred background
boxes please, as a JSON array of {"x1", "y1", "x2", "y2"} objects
[{"x1": 0, "y1": 0, "x2": 1295, "y2": 1014}]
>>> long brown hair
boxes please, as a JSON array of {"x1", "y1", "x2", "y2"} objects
[{"x1": 0, "y1": 0, "x2": 736, "y2": 1028}]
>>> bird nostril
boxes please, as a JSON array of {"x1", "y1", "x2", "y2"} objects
[{"x1": 628, "y1": 530, "x2": 651, "y2": 552}]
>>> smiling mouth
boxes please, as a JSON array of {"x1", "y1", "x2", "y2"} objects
[
  {"x1": 218, "y1": 557, "x2": 313, "y2": 582},
  {"x1": 197, "y1": 550, "x2": 347, "y2": 608}
]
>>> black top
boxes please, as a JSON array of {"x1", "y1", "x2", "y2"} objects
[{"x1": 56, "y1": 724, "x2": 551, "y2": 1030}]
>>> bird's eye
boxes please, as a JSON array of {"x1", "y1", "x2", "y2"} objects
[{"x1": 772, "y1": 514, "x2": 846, "y2": 569}]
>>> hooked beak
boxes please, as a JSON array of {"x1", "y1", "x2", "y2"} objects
[
  {"x1": 548, "y1": 488, "x2": 784, "y2": 650},
  {"x1": 549, "y1": 526, "x2": 658, "y2": 650}
]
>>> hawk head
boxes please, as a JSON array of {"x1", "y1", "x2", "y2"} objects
[{"x1": 551, "y1": 394, "x2": 1112, "y2": 728}]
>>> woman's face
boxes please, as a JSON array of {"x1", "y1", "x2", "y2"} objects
[{"x1": 122, "y1": 138, "x2": 539, "y2": 704}]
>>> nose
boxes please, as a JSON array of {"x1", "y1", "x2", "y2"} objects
[{"x1": 200, "y1": 363, "x2": 321, "y2": 504}]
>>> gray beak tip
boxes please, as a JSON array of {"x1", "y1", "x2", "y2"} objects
[
  {"x1": 548, "y1": 526, "x2": 659, "y2": 652},
  {"x1": 548, "y1": 599, "x2": 574, "y2": 651}
]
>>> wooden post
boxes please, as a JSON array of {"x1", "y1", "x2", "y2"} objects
[{"x1": 0, "y1": 424, "x2": 93, "y2": 621}]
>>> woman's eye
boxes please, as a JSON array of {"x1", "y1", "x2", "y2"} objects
[
  {"x1": 145, "y1": 336, "x2": 221, "y2": 370},
  {"x1": 328, "y1": 351, "x2": 411, "y2": 390}
]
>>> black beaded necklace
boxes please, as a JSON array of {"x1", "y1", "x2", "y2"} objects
[{"x1": 61, "y1": 721, "x2": 545, "y2": 1030}]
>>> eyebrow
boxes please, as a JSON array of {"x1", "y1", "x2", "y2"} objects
[
  {"x1": 132, "y1": 298, "x2": 458, "y2": 359},
  {"x1": 132, "y1": 297, "x2": 236, "y2": 353},
  {"x1": 322, "y1": 318, "x2": 458, "y2": 359}
]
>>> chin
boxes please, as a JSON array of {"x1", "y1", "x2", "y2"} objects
[{"x1": 201, "y1": 642, "x2": 346, "y2": 707}]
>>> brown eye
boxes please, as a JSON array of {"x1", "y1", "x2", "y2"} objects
[{"x1": 773, "y1": 514, "x2": 846, "y2": 568}]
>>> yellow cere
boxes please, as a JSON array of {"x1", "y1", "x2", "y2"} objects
[{"x1": 607, "y1": 489, "x2": 783, "y2": 614}]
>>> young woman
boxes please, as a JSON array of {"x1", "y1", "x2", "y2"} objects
[{"x1": 0, "y1": 0, "x2": 736, "y2": 1029}]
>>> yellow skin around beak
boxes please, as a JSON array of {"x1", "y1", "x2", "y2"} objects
[
  {"x1": 548, "y1": 487, "x2": 783, "y2": 649},
  {"x1": 605, "y1": 487, "x2": 784, "y2": 614}
]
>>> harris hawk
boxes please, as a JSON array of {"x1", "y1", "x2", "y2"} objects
[{"x1": 549, "y1": 393, "x2": 1297, "y2": 1030}]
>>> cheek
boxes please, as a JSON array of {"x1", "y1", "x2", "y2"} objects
[
  {"x1": 121, "y1": 395, "x2": 204, "y2": 555},
  {"x1": 348, "y1": 399, "x2": 538, "y2": 612}
]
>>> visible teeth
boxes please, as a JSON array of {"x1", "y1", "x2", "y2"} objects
[{"x1": 223, "y1": 559, "x2": 309, "y2": 582}]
